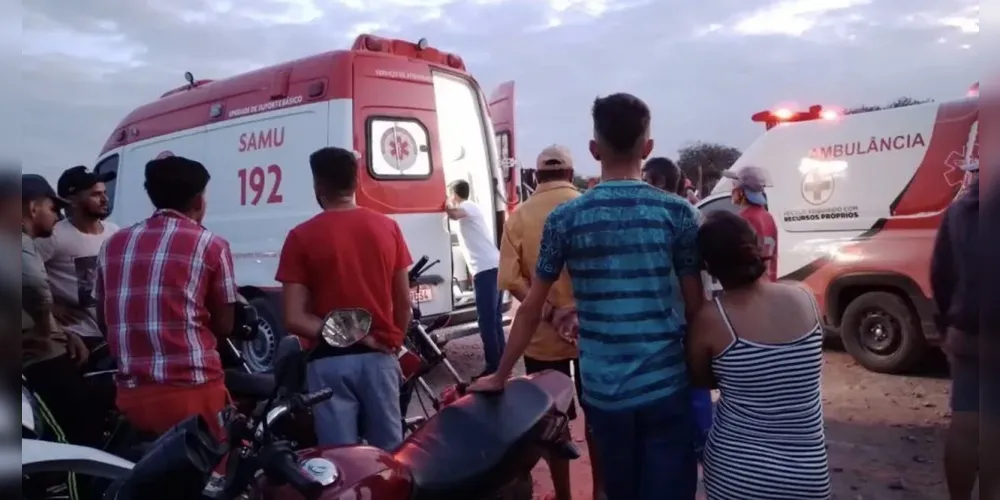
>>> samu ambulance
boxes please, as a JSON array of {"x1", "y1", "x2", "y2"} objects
[
  {"x1": 698, "y1": 94, "x2": 979, "y2": 374},
  {"x1": 94, "y1": 34, "x2": 519, "y2": 372}
]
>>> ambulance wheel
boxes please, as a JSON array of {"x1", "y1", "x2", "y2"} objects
[
  {"x1": 840, "y1": 291, "x2": 928, "y2": 374},
  {"x1": 242, "y1": 297, "x2": 284, "y2": 374}
]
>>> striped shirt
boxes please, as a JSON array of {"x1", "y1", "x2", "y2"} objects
[{"x1": 535, "y1": 180, "x2": 701, "y2": 410}]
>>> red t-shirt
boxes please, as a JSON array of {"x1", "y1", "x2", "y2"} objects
[
  {"x1": 740, "y1": 205, "x2": 778, "y2": 282},
  {"x1": 275, "y1": 208, "x2": 413, "y2": 349}
]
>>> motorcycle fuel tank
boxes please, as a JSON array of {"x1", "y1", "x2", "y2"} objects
[{"x1": 254, "y1": 446, "x2": 412, "y2": 500}]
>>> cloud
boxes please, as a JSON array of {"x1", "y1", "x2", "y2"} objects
[{"x1": 19, "y1": 0, "x2": 979, "y2": 179}]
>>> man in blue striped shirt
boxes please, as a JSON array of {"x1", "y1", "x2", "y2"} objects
[{"x1": 471, "y1": 93, "x2": 705, "y2": 500}]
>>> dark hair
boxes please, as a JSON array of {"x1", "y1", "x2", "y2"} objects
[
  {"x1": 642, "y1": 157, "x2": 681, "y2": 193},
  {"x1": 309, "y1": 147, "x2": 358, "y2": 196},
  {"x1": 535, "y1": 168, "x2": 573, "y2": 184},
  {"x1": 592, "y1": 93, "x2": 651, "y2": 157},
  {"x1": 697, "y1": 211, "x2": 766, "y2": 289},
  {"x1": 144, "y1": 156, "x2": 210, "y2": 212},
  {"x1": 449, "y1": 179, "x2": 471, "y2": 200}
]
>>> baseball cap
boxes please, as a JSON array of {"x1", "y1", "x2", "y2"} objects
[
  {"x1": 536, "y1": 145, "x2": 573, "y2": 171},
  {"x1": 723, "y1": 166, "x2": 770, "y2": 206},
  {"x1": 22, "y1": 174, "x2": 69, "y2": 208},
  {"x1": 57, "y1": 165, "x2": 117, "y2": 198}
]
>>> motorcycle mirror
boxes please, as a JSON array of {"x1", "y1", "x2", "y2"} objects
[{"x1": 320, "y1": 309, "x2": 373, "y2": 348}]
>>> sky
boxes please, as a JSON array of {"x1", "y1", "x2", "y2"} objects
[{"x1": 17, "y1": 0, "x2": 981, "y2": 179}]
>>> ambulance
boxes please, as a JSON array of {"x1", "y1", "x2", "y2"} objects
[
  {"x1": 93, "y1": 34, "x2": 519, "y2": 372},
  {"x1": 699, "y1": 95, "x2": 979, "y2": 374}
]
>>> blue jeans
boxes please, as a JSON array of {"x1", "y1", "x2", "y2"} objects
[
  {"x1": 306, "y1": 353, "x2": 403, "y2": 451},
  {"x1": 473, "y1": 267, "x2": 506, "y2": 373},
  {"x1": 585, "y1": 389, "x2": 699, "y2": 500}
]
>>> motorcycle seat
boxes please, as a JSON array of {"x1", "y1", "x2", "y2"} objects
[
  {"x1": 224, "y1": 370, "x2": 275, "y2": 399},
  {"x1": 393, "y1": 377, "x2": 552, "y2": 499}
]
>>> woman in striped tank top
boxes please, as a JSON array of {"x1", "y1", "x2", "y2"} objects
[{"x1": 687, "y1": 211, "x2": 831, "y2": 500}]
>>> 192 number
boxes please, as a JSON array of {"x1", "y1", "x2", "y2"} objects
[{"x1": 238, "y1": 165, "x2": 283, "y2": 206}]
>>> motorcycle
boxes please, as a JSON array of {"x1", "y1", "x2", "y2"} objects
[
  {"x1": 398, "y1": 255, "x2": 468, "y2": 433},
  {"x1": 105, "y1": 308, "x2": 580, "y2": 500},
  {"x1": 80, "y1": 298, "x2": 290, "y2": 459}
]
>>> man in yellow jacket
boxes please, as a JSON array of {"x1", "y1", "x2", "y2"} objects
[{"x1": 498, "y1": 145, "x2": 601, "y2": 500}]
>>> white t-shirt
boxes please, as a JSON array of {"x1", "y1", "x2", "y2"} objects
[
  {"x1": 34, "y1": 219, "x2": 120, "y2": 339},
  {"x1": 456, "y1": 200, "x2": 499, "y2": 276}
]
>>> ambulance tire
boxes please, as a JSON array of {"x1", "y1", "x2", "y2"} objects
[
  {"x1": 840, "y1": 291, "x2": 928, "y2": 374},
  {"x1": 244, "y1": 296, "x2": 286, "y2": 374}
]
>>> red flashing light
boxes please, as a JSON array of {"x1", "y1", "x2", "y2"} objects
[
  {"x1": 751, "y1": 104, "x2": 838, "y2": 130},
  {"x1": 968, "y1": 81, "x2": 979, "y2": 97}
]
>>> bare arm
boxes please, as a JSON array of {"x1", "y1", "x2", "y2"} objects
[
  {"x1": 445, "y1": 206, "x2": 468, "y2": 220},
  {"x1": 391, "y1": 269, "x2": 413, "y2": 336},
  {"x1": 674, "y1": 206, "x2": 705, "y2": 322},
  {"x1": 282, "y1": 283, "x2": 323, "y2": 340},
  {"x1": 496, "y1": 279, "x2": 556, "y2": 377},
  {"x1": 686, "y1": 305, "x2": 718, "y2": 389}
]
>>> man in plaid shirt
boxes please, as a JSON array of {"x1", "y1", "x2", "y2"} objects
[{"x1": 95, "y1": 155, "x2": 239, "y2": 439}]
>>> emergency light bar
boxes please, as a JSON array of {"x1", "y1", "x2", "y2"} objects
[
  {"x1": 351, "y1": 34, "x2": 466, "y2": 71},
  {"x1": 751, "y1": 105, "x2": 839, "y2": 130}
]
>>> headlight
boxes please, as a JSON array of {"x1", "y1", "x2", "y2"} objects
[{"x1": 21, "y1": 386, "x2": 44, "y2": 438}]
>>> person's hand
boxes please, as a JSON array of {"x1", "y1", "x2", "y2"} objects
[
  {"x1": 551, "y1": 307, "x2": 579, "y2": 345},
  {"x1": 541, "y1": 301, "x2": 555, "y2": 322},
  {"x1": 65, "y1": 332, "x2": 90, "y2": 366},
  {"x1": 361, "y1": 335, "x2": 395, "y2": 355},
  {"x1": 52, "y1": 303, "x2": 76, "y2": 325},
  {"x1": 468, "y1": 373, "x2": 507, "y2": 393}
]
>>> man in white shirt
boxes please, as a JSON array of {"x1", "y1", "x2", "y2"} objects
[
  {"x1": 447, "y1": 180, "x2": 505, "y2": 377},
  {"x1": 34, "y1": 166, "x2": 120, "y2": 360}
]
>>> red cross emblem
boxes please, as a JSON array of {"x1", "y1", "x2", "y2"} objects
[
  {"x1": 388, "y1": 136, "x2": 410, "y2": 160},
  {"x1": 802, "y1": 173, "x2": 834, "y2": 205}
]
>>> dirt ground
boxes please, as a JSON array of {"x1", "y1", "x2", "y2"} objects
[{"x1": 422, "y1": 334, "x2": 952, "y2": 500}]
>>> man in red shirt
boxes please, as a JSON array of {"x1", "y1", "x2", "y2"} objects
[
  {"x1": 723, "y1": 166, "x2": 778, "y2": 281},
  {"x1": 96, "y1": 156, "x2": 239, "y2": 439},
  {"x1": 276, "y1": 147, "x2": 413, "y2": 451}
]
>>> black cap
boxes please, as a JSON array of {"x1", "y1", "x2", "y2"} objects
[
  {"x1": 57, "y1": 165, "x2": 117, "y2": 198},
  {"x1": 144, "y1": 156, "x2": 211, "y2": 210},
  {"x1": 23, "y1": 174, "x2": 69, "y2": 208}
]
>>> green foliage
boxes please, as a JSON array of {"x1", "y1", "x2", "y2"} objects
[{"x1": 676, "y1": 142, "x2": 742, "y2": 196}]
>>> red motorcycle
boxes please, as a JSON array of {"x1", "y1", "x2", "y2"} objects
[{"x1": 104, "y1": 309, "x2": 579, "y2": 500}]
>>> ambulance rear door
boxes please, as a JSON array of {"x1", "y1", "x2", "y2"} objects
[{"x1": 489, "y1": 81, "x2": 518, "y2": 214}]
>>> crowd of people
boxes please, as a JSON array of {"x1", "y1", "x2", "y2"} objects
[{"x1": 13, "y1": 90, "x2": 985, "y2": 500}]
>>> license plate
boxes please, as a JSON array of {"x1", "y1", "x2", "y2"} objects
[{"x1": 410, "y1": 285, "x2": 433, "y2": 304}]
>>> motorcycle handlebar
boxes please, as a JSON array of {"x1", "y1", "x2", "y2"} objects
[
  {"x1": 408, "y1": 256, "x2": 440, "y2": 284},
  {"x1": 254, "y1": 388, "x2": 334, "y2": 441}
]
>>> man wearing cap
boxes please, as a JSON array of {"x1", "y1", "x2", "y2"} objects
[
  {"x1": 95, "y1": 156, "x2": 239, "y2": 442},
  {"x1": 21, "y1": 174, "x2": 103, "y2": 455},
  {"x1": 723, "y1": 166, "x2": 778, "y2": 281},
  {"x1": 498, "y1": 145, "x2": 602, "y2": 500},
  {"x1": 34, "y1": 166, "x2": 119, "y2": 359}
]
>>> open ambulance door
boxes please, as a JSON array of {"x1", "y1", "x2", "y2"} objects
[{"x1": 489, "y1": 81, "x2": 518, "y2": 219}]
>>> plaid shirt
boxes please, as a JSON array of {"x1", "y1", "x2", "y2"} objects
[{"x1": 96, "y1": 210, "x2": 239, "y2": 388}]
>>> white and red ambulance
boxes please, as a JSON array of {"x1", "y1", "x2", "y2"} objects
[
  {"x1": 94, "y1": 35, "x2": 519, "y2": 372},
  {"x1": 699, "y1": 95, "x2": 979, "y2": 374}
]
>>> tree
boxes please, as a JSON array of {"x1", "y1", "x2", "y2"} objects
[
  {"x1": 844, "y1": 96, "x2": 933, "y2": 115},
  {"x1": 676, "y1": 142, "x2": 742, "y2": 196},
  {"x1": 571, "y1": 175, "x2": 590, "y2": 191}
]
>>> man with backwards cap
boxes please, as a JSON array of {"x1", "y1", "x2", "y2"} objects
[
  {"x1": 34, "y1": 166, "x2": 119, "y2": 361},
  {"x1": 723, "y1": 166, "x2": 778, "y2": 282}
]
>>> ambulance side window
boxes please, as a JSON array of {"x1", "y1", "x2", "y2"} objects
[
  {"x1": 367, "y1": 118, "x2": 432, "y2": 179},
  {"x1": 94, "y1": 154, "x2": 120, "y2": 214}
]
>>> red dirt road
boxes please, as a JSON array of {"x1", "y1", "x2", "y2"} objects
[{"x1": 526, "y1": 350, "x2": 951, "y2": 500}]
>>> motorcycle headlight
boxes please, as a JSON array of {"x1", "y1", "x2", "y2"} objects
[{"x1": 21, "y1": 386, "x2": 44, "y2": 438}]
